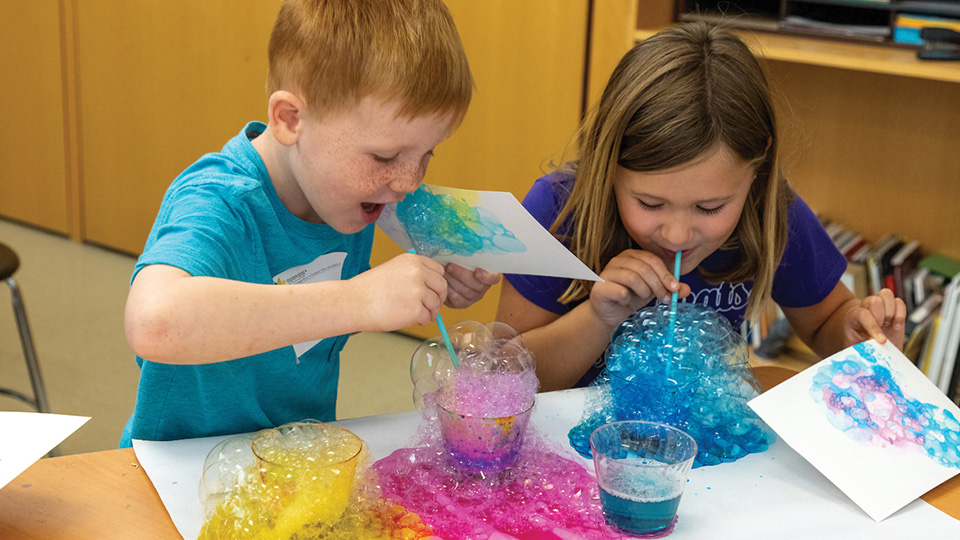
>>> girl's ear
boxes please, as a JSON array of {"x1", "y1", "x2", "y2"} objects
[{"x1": 266, "y1": 91, "x2": 306, "y2": 146}]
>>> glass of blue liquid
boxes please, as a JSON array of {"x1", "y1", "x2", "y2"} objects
[{"x1": 590, "y1": 420, "x2": 698, "y2": 537}]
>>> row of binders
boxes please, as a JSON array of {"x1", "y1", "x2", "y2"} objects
[{"x1": 823, "y1": 220, "x2": 960, "y2": 404}]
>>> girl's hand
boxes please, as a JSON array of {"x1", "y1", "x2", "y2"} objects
[
  {"x1": 442, "y1": 263, "x2": 501, "y2": 309},
  {"x1": 842, "y1": 288, "x2": 906, "y2": 349},
  {"x1": 588, "y1": 249, "x2": 691, "y2": 328}
]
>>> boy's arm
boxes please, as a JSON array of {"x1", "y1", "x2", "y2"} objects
[
  {"x1": 782, "y1": 281, "x2": 906, "y2": 358},
  {"x1": 125, "y1": 254, "x2": 447, "y2": 365}
]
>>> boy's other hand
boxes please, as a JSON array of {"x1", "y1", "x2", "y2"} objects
[
  {"x1": 443, "y1": 263, "x2": 500, "y2": 309},
  {"x1": 354, "y1": 253, "x2": 447, "y2": 331}
]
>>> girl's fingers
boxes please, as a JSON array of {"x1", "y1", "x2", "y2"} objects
[
  {"x1": 876, "y1": 288, "x2": 897, "y2": 326},
  {"x1": 856, "y1": 306, "x2": 888, "y2": 344},
  {"x1": 605, "y1": 252, "x2": 677, "y2": 303},
  {"x1": 601, "y1": 266, "x2": 657, "y2": 304},
  {"x1": 892, "y1": 297, "x2": 906, "y2": 331}
]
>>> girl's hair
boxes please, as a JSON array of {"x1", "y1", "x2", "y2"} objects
[
  {"x1": 267, "y1": 0, "x2": 473, "y2": 125},
  {"x1": 555, "y1": 22, "x2": 792, "y2": 322}
]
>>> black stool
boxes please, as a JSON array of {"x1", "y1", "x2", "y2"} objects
[{"x1": 0, "y1": 241, "x2": 50, "y2": 414}]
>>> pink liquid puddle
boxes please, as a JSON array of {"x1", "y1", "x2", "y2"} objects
[
  {"x1": 374, "y1": 439, "x2": 629, "y2": 540},
  {"x1": 373, "y1": 368, "x2": 632, "y2": 539}
]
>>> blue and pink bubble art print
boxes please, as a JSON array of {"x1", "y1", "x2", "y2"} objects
[{"x1": 748, "y1": 339, "x2": 960, "y2": 522}]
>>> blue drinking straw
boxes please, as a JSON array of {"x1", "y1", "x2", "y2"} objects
[
  {"x1": 435, "y1": 313, "x2": 460, "y2": 370},
  {"x1": 667, "y1": 250, "x2": 682, "y2": 348},
  {"x1": 408, "y1": 248, "x2": 460, "y2": 369},
  {"x1": 664, "y1": 250, "x2": 682, "y2": 389}
]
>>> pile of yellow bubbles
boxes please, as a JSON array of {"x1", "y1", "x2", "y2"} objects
[{"x1": 198, "y1": 421, "x2": 437, "y2": 540}]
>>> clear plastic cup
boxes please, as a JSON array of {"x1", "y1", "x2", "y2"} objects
[
  {"x1": 590, "y1": 420, "x2": 698, "y2": 537},
  {"x1": 250, "y1": 422, "x2": 363, "y2": 528},
  {"x1": 437, "y1": 400, "x2": 534, "y2": 473}
]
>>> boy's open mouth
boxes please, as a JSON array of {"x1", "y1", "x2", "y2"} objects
[{"x1": 361, "y1": 202, "x2": 384, "y2": 223}]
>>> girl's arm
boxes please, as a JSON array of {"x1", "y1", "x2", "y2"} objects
[
  {"x1": 781, "y1": 281, "x2": 906, "y2": 359},
  {"x1": 496, "y1": 279, "x2": 615, "y2": 391},
  {"x1": 497, "y1": 249, "x2": 690, "y2": 391}
]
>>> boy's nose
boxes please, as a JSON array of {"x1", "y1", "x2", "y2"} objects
[{"x1": 389, "y1": 166, "x2": 422, "y2": 194}]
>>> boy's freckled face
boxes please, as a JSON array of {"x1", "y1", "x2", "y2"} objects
[
  {"x1": 612, "y1": 143, "x2": 755, "y2": 275},
  {"x1": 285, "y1": 96, "x2": 456, "y2": 233}
]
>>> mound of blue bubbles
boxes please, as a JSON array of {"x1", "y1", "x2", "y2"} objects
[{"x1": 569, "y1": 303, "x2": 776, "y2": 468}]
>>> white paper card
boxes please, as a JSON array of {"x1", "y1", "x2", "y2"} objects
[
  {"x1": 135, "y1": 387, "x2": 960, "y2": 540},
  {"x1": 749, "y1": 339, "x2": 960, "y2": 521},
  {"x1": 377, "y1": 184, "x2": 601, "y2": 281},
  {"x1": 0, "y1": 411, "x2": 89, "y2": 489}
]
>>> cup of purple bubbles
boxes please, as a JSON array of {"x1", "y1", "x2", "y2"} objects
[
  {"x1": 411, "y1": 321, "x2": 539, "y2": 474},
  {"x1": 437, "y1": 400, "x2": 534, "y2": 473}
]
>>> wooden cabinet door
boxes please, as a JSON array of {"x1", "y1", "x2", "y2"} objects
[
  {"x1": 0, "y1": 2, "x2": 69, "y2": 233},
  {"x1": 372, "y1": 0, "x2": 590, "y2": 340},
  {"x1": 76, "y1": 1, "x2": 282, "y2": 254}
]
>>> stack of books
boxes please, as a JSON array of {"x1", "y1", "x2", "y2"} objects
[
  {"x1": 894, "y1": 13, "x2": 960, "y2": 46},
  {"x1": 821, "y1": 220, "x2": 960, "y2": 404}
]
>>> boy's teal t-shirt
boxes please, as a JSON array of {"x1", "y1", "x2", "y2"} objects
[{"x1": 120, "y1": 122, "x2": 374, "y2": 447}]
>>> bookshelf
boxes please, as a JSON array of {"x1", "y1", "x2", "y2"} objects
[
  {"x1": 634, "y1": 27, "x2": 960, "y2": 82},
  {"x1": 593, "y1": 1, "x2": 960, "y2": 371},
  {"x1": 678, "y1": 0, "x2": 960, "y2": 46},
  {"x1": 591, "y1": 0, "x2": 960, "y2": 263}
]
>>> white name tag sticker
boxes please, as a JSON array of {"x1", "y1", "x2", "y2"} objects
[{"x1": 273, "y1": 252, "x2": 347, "y2": 358}]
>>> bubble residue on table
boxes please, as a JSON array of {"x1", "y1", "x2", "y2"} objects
[
  {"x1": 389, "y1": 320, "x2": 630, "y2": 539},
  {"x1": 197, "y1": 421, "x2": 437, "y2": 540},
  {"x1": 812, "y1": 341, "x2": 960, "y2": 469},
  {"x1": 201, "y1": 319, "x2": 697, "y2": 539},
  {"x1": 568, "y1": 303, "x2": 777, "y2": 468}
]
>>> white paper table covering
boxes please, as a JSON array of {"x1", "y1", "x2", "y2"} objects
[{"x1": 134, "y1": 388, "x2": 960, "y2": 540}]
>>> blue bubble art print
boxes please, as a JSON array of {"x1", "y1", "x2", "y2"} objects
[
  {"x1": 569, "y1": 303, "x2": 776, "y2": 468},
  {"x1": 395, "y1": 185, "x2": 526, "y2": 258}
]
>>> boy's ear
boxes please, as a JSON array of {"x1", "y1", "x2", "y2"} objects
[{"x1": 267, "y1": 91, "x2": 306, "y2": 146}]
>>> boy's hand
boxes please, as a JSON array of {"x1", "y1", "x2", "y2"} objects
[
  {"x1": 353, "y1": 253, "x2": 447, "y2": 331},
  {"x1": 842, "y1": 288, "x2": 906, "y2": 349},
  {"x1": 589, "y1": 249, "x2": 690, "y2": 329},
  {"x1": 443, "y1": 263, "x2": 500, "y2": 308}
]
